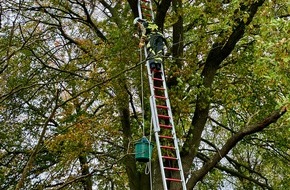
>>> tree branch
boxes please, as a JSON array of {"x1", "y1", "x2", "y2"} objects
[
  {"x1": 187, "y1": 106, "x2": 287, "y2": 188},
  {"x1": 155, "y1": 0, "x2": 172, "y2": 32},
  {"x1": 15, "y1": 90, "x2": 60, "y2": 190},
  {"x1": 80, "y1": 1, "x2": 108, "y2": 42},
  {"x1": 127, "y1": 0, "x2": 139, "y2": 18},
  {"x1": 196, "y1": 153, "x2": 273, "y2": 189},
  {"x1": 216, "y1": 165, "x2": 273, "y2": 190}
]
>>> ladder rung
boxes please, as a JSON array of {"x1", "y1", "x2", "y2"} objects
[
  {"x1": 154, "y1": 86, "x2": 165, "y2": 90},
  {"x1": 160, "y1": 145, "x2": 175, "y2": 150},
  {"x1": 143, "y1": 13, "x2": 153, "y2": 17},
  {"x1": 156, "y1": 105, "x2": 168, "y2": 109},
  {"x1": 166, "y1": 178, "x2": 182, "y2": 182},
  {"x1": 162, "y1": 156, "x2": 178, "y2": 160},
  {"x1": 141, "y1": 5, "x2": 151, "y2": 10},
  {"x1": 164, "y1": 167, "x2": 180, "y2": 171},
  {"x1": 152, "y1": 70, "x2": 162, "y2": 73},
  {"x1": 152, "y1": 77, "x2": 163, "y2": 81},
  {"x1": 155, "y1": 95, "x2": 166, "y2": 99},
  {"x1": 158, "y1": 114, "x2": 170, "y2": 119},
  {"x1": 159, "y1": 135, "x2": 173, "y2": 139},
  {"x1": 159, "y1": 124, "x2": 172, "y2": 129}
]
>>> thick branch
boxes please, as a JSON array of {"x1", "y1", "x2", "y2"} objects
[
  {"x1": 99, "y1": 0, "x2": 122, "y2": 26},
  {"x1": 155, "y1": 0, "x2": 172, "y2": 32},
  {"x1": 80, "y1": 1, "x2": 107, "y2": 42},
  {"x1": 127, "y1": 0, "x2": 138, "y2": 18},
  {"x1": 187, "y1": 106, "x2": 287, "y2": 188}
]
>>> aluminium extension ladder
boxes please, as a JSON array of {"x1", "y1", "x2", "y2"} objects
[{"x1": 137, "y1": 1, "x2": 186, "y2": 189}]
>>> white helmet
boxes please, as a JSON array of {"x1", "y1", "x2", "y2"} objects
[{"x1": 133, "y1": 17, "x2": 140, "y2": 25}]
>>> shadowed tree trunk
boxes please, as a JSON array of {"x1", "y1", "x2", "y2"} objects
[{"x1": 79, "y1": 155, "x2": 93, "y2": 190}]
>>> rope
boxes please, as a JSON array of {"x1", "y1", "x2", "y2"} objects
[
  {"x1": 145, "y1": 161, "x2": 153, "y2": 189},
  {"x1": 145, "y1": 160, "x2": 151, "y2": 174},
  {"x1": 144, "y1": 116, "x2": 154, "y2": 190},
  {"x1": 140, "y1": 43, "x2": 154, "y2": 190},
  {"x1": 140, "y1": 48, "x2": 145, "y2": 136},
  {"x1": 150, "y1": 117, "x2": 153, "y2": 190}
]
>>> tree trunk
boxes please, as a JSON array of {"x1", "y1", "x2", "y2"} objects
[{"x1": 79, "y1": 155, "x2": 93, "y2": 190}]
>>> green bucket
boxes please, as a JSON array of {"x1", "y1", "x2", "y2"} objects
[{"x1": 134, "y1": 137, "x2": 153, "y2": 162}]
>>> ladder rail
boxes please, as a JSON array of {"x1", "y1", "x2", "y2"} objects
[
  {"x1": 150, "y1": 95, "x2": 160, "y2": 132},
  {"x1": 137, "y1": 0, "x2": 143, "y2": 19},
  {"x1": 148, "y1": 0, "x2": 155, "y2": 21}
]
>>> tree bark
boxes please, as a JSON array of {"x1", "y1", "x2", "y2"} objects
[
  {"x1": 155, "y1": 0, "x2": 172, "y2": 32},
  {"x1": 167, "y1": 0, "x2": 183, "y2": 89},
  {"x1": 120, "y1": 105, "x2": 138, "y2": 190},
  {"x1": 127, "y1": 0, "x2": 139, "y2": 18}
]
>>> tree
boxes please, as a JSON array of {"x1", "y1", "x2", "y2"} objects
[{"x1": 0, "y1": 0, "x2": 289, "y2": 189}]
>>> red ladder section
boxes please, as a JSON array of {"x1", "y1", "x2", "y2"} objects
[
  {"x1": 138, "y1": 0, "x2": 154, "y2": 21},
  {"x1": 149, "y1": 69, "x2": 187, "y2": 190}
]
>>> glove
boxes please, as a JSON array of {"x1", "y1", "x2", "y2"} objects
[
  {"x1": 139, "y1": 41, "x2": 145, "y2": 48},
  {"x1": 139, "y1": 35, "x2": 146, "y2": 48}
]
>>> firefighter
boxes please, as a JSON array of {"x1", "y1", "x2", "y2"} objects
[{"x1": 133, "y1": 17, "x2": 166, "y2": 71}]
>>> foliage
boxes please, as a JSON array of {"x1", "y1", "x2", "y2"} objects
[{"x1": 0, "y1": 0, "x2": 289, "y2": 189}]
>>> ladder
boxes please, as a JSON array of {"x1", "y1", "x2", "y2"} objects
[{"x1": 137, "y1": 1, "x2": 187, "y2": 189}]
